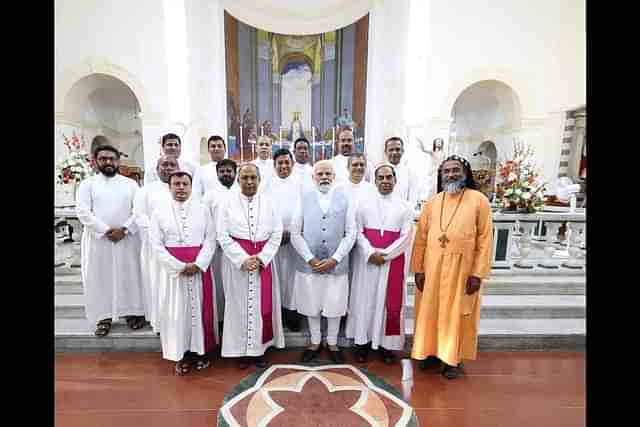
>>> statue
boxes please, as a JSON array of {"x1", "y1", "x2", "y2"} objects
[
  {"x1": 289, "y1": 112, "x2": 305, "y2": 142},
  {"x1": 417, "y1": 137, "x2": 446, "y2": 197},
  {"x1": 336, "y1": 108, "x2": 358, "y2": 134}
]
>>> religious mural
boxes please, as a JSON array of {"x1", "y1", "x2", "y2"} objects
[{"x1": 224, "y1": 12, "x2": 369, "y2": 163}]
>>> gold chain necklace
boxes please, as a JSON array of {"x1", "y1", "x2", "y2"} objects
[{"x1": 438, "y1": 189, "x2": 465, "y2": 248}]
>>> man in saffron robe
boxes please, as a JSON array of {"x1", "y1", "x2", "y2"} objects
[{"x1": 411, "y1": 155, "x2": 493, "y2": 379}]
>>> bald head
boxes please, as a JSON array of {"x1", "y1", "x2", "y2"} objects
[
  {"x1": 156, "y1": 155, "x2": 179, "y2": 183},
  {"x1": 237, "y1": 163, "x2": 260, "y2": 197}
]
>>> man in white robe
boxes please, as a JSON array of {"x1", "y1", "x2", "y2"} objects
[
  {"x1": 339, "y1": 153, "x2": 377, "y2": 209},
  {"x1": 76, "y1": 145, "x2": 145, "y2": 336},
  {"x1": 133, "y1": 155, "x2": 178, "y2": 333},
  {"x1": 196, "y1": 135, "x2": 227, "y2": 197},
  {"x1": 150, "y1": 171, "x2": 218, "y2": 374},
  {"x1": 144, "y1": 133, "x2": 200, "y2": 195},
  {"x1": 384, "y1": 136, "x2": 427, "y2": 210},
  {"x1": 346, "y1": 164, "x2": 414, "y2": 364},
  {"x1": 290, "y1": 160, "x2": 357, "y2": 363},
  {"x1": 291, "y1": 137, "x2": 315, "y2": 194},
  {"x1": 251, "y1": 135, "x2": 274, "y2": 192},
  {"x1": 262, "y1": 148, "x2": 304, "y2": 332},
  {"x1": 217, "y1": 163, "x2": 284, "y2": 368},
  {"x1": 202, "y1": 158, "x2": 239, "y2": 344},
  {"x1": 330, "y1": 129, "x2": 356, "y2": 185}
]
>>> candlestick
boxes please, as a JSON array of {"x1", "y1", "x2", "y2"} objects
[
  {"x1": 311, "y1": 127, "x2": 316, "y2": 164},
  {"x1": 260, "y1": 126, "x2": 264, "y2": 137},
  {"x1": 239, "y1": 126, "x2": 244, "y2": 162}
]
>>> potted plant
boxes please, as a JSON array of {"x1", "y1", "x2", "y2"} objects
[{"x1": 56, "y1": 132, "x2": 94, "y2": 204}]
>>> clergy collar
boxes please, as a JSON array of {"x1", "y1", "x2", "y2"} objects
[
  {"x1": 172, "y1": 197, "x2": 192, "y2": 208},
  {"x1": 255, "y1": 157, "x2": 271, "y2": 164},
  {"x1": 239, "y1": 191, "x2": 259, "y2": 202}
]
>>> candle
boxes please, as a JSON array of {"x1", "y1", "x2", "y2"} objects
[
  {"x1": 260, "y1": 126, "x2": 264, "y2": 137},
  {"x1": 239, "y1": 126, "x2": 244, "y2": 162},
  {"x1": 279, "y1": 127, "x2": 283, "y2": 149},
  {"x1": 311, "y1": 126, "x2": 316, "y2": 164}
]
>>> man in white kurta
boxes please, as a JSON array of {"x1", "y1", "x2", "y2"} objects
[
  {"x1": 330, "y1": 129, "x2": 356, "y2": 185},
  {"x1": 133, "y1": 155, "x2": 178, "y2": 333},
  {"x1": 217, "y1": 163, "x2": 284, "y2": 368},
  {"x1": 291, "y1": 137, "x2": 315, "y2": 194},
  {"x1": 150, "y1": 171, "x2": 218, "y2": 374},
  {"x1": 251, "y1": 135, "x2": 275, "y2": 192},
  {"x1": 290, "y1": 160, "x2": 357, "y2": 364},
  {"x1": 384, "y1": 136, "x2": 427, "y2": 210},
  {"x1": 202, "y1": 158, "x2": 239, "y2": 343},
  {"x1": 196, "y1": 135, "x2": 227, "y2": 197},
  {"x1": 262, "y1": 148, "x2": 304, "y2": 331},
  {"x1": 144, "y1": 133, "x2": 200, "y2": 195},
  {"x1": 346, "y1": 164, "x2": 414, "y2": 365},
  {"x1": 76, "y1": 145, "x2": 145, "y2": 336}
]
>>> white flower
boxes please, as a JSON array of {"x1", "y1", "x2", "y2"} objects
[
  {"x1": 505, "y1": 188, "x2": 514, "y2": 195},
  {"x1": 522, "y1": 192, "x2": 532, "y2": 200},
  {"x1": 515, "y1": 189, "x2": 522, "y2": 196}
]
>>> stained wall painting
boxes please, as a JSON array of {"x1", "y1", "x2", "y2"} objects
[{"x1": 224, "y1": 11, "x2": 369, "y2": 163}]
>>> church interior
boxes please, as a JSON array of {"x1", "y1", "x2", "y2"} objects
[{"x1": 54, "y1": 1, "x2": 586, "y2": 426}]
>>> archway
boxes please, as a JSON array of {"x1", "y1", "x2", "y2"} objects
[
  {"x1": 61, "y1": 73, "x2": 144, "y2": 181},
  {"x1": 449, "y1": 79, "x2": 522, "y2": 162}
]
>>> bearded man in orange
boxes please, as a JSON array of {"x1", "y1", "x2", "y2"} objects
[{"x1": 411, "y1": 155, "x2": 493, "y2": 379}]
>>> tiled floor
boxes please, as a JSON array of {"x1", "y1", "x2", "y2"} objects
[{"x1": 55, "y1": 350, "x2": 585, "y2": 426}]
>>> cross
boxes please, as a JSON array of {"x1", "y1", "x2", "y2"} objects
[{"x1": 438, "y1": 234, "x2": 449, "y2": 248}]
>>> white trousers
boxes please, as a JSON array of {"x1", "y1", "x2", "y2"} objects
[{"x1": 307, "y1": 315, "x2": 341, "y2": 346}]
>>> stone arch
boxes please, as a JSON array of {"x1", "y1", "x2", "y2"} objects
[
  {"x1": 55, "y1": 58, "x2": 151, "y2": 116},
  {"x1": 439, "y1": 67, "x2": 537, "y2": 120}
]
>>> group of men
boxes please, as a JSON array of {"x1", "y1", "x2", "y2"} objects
[{"x1": 76, "y1": 128, "x2": 492, "y2": 380}]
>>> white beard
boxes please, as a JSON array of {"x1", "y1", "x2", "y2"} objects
[
  {"x1": 443, "y1": 177, "x2": 465, "y2": 193},
  {"x1": 318, "y1": 182, "x2": 331, "y2": 193}
]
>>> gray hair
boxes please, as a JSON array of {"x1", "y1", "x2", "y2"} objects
[{"x1": 347, "y1": 153, "x2": 367, "y2": 168}]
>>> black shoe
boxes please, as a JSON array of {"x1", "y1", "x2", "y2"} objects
[
  {"x1": 287, "y1": 311, "x2": 302, "y2": 332},
  {"x1": 328, "y1": 347, "x2": 345, "y2": 364},
  {"x1": 441, "y1": 364, "x2": 460, "y2": 379},
  {"x1": 419, "y1": 356, "x2": 441, "y2": 370},
  {"x1": 301, "y1": 346, "x2": 322, "y2": 363},
  {"x1": 254, "y1": 356, "x2": 267, "y2": 368},
  {"x1": 380, "y1": 348, "x2": 397, "y2": 365},
  {"x1": 354, "y1": 344, "x2": 369, "y2": 363}
]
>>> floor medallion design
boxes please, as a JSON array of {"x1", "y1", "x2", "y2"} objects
[{"x1": 218, "y1": 364, "x2": 417, "y2": 426}]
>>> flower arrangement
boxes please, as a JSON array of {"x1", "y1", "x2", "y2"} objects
[
  {"x1": 495, "y1": 141, "x2": 546, "y2": 212},
  {"x1": 56, "y1": 132, "x2": 94, "y2": 185}
]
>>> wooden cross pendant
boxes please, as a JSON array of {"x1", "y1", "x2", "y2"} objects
[{"x1": 438, "y1": 233, "x2": 450, "y2": 248}]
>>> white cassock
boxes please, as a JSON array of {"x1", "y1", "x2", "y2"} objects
[
  {"x1": 338, "y1": 180, "x2": 377, "y2": 210},
  {"x1": 251, "y1": 158, "x2": 274, "y2": 193},
  {"x1": 330, "y1": 154, "x2": 350, "y2": 186},
  {"x1": 145, "y1": 159, "x2": 201, "y2": 198},
  {"x1": 292, "y1": 162, "x2": 314, "y2": 194},
  {"x1": 262, "y1": 174, "x2": 303, "y2": 310},
  {"x1": 217, "y1": 192, "x2": 284, "y2": 357},
  {"x1": 76, "y1": 174, "x2": 144, "y2": 326},
  {"x1": 346, "y1": 191, "x2": 414, "y2": 350},
  {"x1": 150, "y1": 198, "x2": 217, "y2": 361},
  {"x1": 389, "y1": 160, "x2": 425, "y2": 209},
  {"x1": 202, "y1": 184, "x2": 239, "y2": 326},
  {"x1": 196, "y1": 161, "x2": 218, "y2": 197},
  {"x1": 290, "y1": 186, "x2": 357, "y2": 317},
  {"x1": 133, "y1": 180, "x2": 173, "y2": 332}
]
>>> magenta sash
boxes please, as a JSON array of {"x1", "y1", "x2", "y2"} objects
[
  {"x1": 231, "y1": 237, "x2": 274, "y2": 344},
  {"x1": 166, "y1": 245, "x2": 217, "y2": 353},
  {"x1": 362, "y1": 227, "x2": 405, "y2": 336}
]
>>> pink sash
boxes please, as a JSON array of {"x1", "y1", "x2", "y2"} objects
[
  {"x1": 231, "y1": 237, "x2": 274, "y2": 344},
  {"x1": 362, "y1": 227, "x2": 405, "y2": 336},
  {"x1": 166, "y1": 246, "x2": 217, "y2": 353}
]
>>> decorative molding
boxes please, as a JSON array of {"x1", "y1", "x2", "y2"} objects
[{"x1": 56, "y1": 57, "x2": 151, "y2": 115}]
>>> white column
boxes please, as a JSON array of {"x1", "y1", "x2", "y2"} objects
[{"x1": 364, "y1": 0, "x2": 411, "y2": 168}]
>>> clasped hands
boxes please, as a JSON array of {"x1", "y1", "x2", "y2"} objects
[
  {"x1": 181, "y1": 262, "x2": 201, "y2": 276},
  {"x1": 414, "y1": 273, "x2": 481, "y2": 295},
  {"x1": 105, "y1": 227, "x2": 127, "y2": 243},
  {"x1": 367, "y1": 251, "x2": 387, "y2": 266},
  {"x1": 241, "y1": 255, "x2": 264, "y2": 272},
  {"x1": 308, "y1": 257, "x2": 338, "y2": 273}
]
